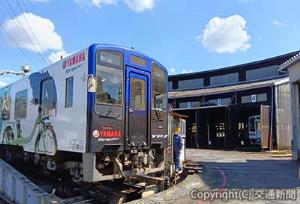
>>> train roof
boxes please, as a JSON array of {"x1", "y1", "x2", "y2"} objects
[
  {"x1": 89, "y1": 44, "x2": 167, "y2": 72},
  {"x1": 0, "y1": 44, "x2": 167, "y2": 89}
]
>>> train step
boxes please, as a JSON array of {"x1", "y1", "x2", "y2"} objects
[{"x1": 183, "y1": 161, "x2": 203, "y2": 174}]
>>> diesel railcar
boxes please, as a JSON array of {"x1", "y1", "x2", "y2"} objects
[{"x1": 0, "y1": 44, "x2": 168, "y2": 182}]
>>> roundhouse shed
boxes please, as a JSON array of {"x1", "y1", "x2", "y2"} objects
[{"x1": 168, "y1": 51, "x2": 298, "y2": 150}]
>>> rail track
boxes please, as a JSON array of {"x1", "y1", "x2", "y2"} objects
[
  {"x1": 0, "y1": 151, "x2": 200, "y2": 203},
  {"x1": 0, "y1": 156, "x2": 172, "y2": 204}
]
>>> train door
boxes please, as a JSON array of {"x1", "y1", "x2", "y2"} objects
[
  {"x1": 36, "y1": 78, "x2": 57, "y2": 155},
  {"x1": 127, "y1": 67, "x2": 150, "y2": 147}
]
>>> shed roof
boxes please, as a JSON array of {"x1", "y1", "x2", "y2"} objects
[
  {"x1": 169, "y1": 50, "x2": 299, "y2": 79},
  {"x1": 279, "y1": 52, "x2": 300, "y2": 71},
  {"x1": 169, "y1": 77, "x2": 288, "y2": 99}
]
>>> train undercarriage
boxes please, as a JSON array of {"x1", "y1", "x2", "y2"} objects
[
  {"x1": 1, "y1": 145, "x2": 166, "y2": 181},
  {"x1": 0, "y1": 145, "x2": 181, "y2": 203}
]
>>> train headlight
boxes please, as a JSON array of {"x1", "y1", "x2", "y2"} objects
[{"x1": 88, "y1": 75, "x2": 97, "y2": 93}]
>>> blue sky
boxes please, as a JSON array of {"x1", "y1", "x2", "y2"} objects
[{"x1": 0, "y1": 0, "x2": 300, "y2": 86}]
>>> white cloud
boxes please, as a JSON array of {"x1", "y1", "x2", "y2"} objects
[
  {"x1": 169, "y1": 67, "x2": 176, "y2": 74},
  {"x1": 124, "y1": 0, "x2": 156, "y2": 12},
  {"x1": 48, "y1": 50, "x2": 71, "y2": 63},
  {"x1": 74, "y1": 0, "x2": 117, "y2": 8},
  {"x1": 272, "y1": 20, "x2": 286, "y2": 27},
  {"x1": 74, "y1": 0, "x2": 156, "y2": 12},
  {"x1": 181, "y1": 69, "x2": 193, "y2": 74},
  {"x1": 198, "y1": 15, "x2": 251, "y2": 54},
  {"x1": 2, "y1": 12, "x2": 63, "y2": 53}
]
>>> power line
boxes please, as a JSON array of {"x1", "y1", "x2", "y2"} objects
[
  {"x1": 5, "y1": 0, "x2": 47, "y2": 65},
  {"x1": 0, "y1": 22, "x2": 38, "y2": 68},
  {"x1": 20, "y1": 0, "x2": 38, "y2": 18},
  {"x1": 3, "y1": 0, "x2": 48, "y2": 65},
  {"x1": 0, "y1": 2, "x2": 38, "y2": 67},
  {"x1": 0, "y1": 1, "x2": 41, "y2": 67},
  {"x1": 16, "y1": 0, "x2": 50, "y2": 65}
]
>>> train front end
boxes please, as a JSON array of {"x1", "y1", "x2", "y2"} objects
[{"x1": 84, "y1": 44, "x2": 168, "y2": 182}]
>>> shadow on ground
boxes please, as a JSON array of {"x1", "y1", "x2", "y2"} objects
[{"x1": 200, "y1": 159, "x2": 300, "y2": 189}]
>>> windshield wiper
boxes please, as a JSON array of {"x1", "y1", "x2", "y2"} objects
[{"x1": 98, "y1": 102, "x2": 122, "y2": 120}]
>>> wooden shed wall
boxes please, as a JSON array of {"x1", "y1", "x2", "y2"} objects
[{"x1": 276, "y1": 82, "x2": 292, "y2": 150}]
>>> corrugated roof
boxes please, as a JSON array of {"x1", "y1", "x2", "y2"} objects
[
  {"x1": 279, "y1": 52, "x2": 300, "y2": 71},
  {"x1": 169, "y1": 77, "x2": 288, "y2": 99}
]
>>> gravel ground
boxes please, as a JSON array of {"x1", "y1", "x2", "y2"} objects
[
  {"x1": 175, "y1": 149, "x2": 300, "y2": 204},
  {"x1": 130, "y1": 149, "x2": 300, "y2": 204},
  {"x1": 127, "y1": 174, "x2": 205, "y2": 204}
]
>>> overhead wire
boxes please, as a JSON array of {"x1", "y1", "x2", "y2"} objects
[
  {"x1": 16, "y1": 0, "x2": 50, "y2": 65},
  {"x1": 20, "y1": 0, "x2": 38, "y2": 17},
  {"x1": 3, "y1": 0, "x2": 48, "y2": 66},
  {"x1": 0, "y1": 3, "x2": 38, "y2": 68},
  {"x1": 5, "y1": 0, "x2": 47, "y2": 65},
  {"x1": 0, "y1": 22, "x2": 38, "y2": 68}
]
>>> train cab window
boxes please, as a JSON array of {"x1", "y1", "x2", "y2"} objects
[
  {"x1": 152, "y1": 64, "x2": 167, "y2": 110},
  {"x1": 99, "y1": 51, "x2": 123, "y2": 67},
  {"x1": 96, "y1": 51, "x2": 123, "y2": 105},
  {"x1": 65, "y1": 77, "x2": 73, "y2": 108},
  {"x1": 15, "y1": 89, "x2": 28, "y2": 119},
  {"x1": 130, "y1": 78, "x2": 146, "y2": 110},
  {"x1": 42, "y1": 78, "x2": 57, "y2": 116}
]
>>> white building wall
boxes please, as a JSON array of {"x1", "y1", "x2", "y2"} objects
[{"x1": 286, "y1": 62, "x2": 300, "y2": 160}]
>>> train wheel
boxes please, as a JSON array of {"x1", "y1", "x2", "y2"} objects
[{"x1": 35, "y1": 127, "x2": 57, "y2": 156}]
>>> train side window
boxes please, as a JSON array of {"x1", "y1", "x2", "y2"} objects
[
  {"x1": 15, "y1": 89, "x2": 28, "y2": 119},
  {"x1": 42, "y1": 79, "x2": 57, "y2": 116},
  {"x1": 65, "y1": 77, "x2": 73, "y2": 108},
  {"x1": 152, "y1": 64, "x2": 167, "y2": 111}
]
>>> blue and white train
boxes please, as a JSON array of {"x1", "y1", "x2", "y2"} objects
[{"x1": 0, "y1": 44, "x2": 168, "y2": 182}]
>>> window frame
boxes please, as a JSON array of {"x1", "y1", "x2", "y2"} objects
[
  {"x1": 65, "y1": 76, "x2": 74, "y2": 108},
  {"x1": 130, "y1": 77, "x2": 146, "y2": 111},
  {"x1": 14, "y1": 89, "x2": 28, "y2": 119},
  {"x1": 95, "y1": 50, "x2": 124, "y2": 107},
  {"x1": 130, "y1": 55, "x2": 147, "y2": 67},
  {"x1": 177, "y1": 78, "x2": 204, "y2": 90},
  {"x1": 41, "y1": 78, "x2": 56, "y2": 117},
  {"x1": 210, "y1": 73, "x2": 239, "y2": 87},
  {"x1": 151, "y1": 63, "x2": 167, "y2": 111}
]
